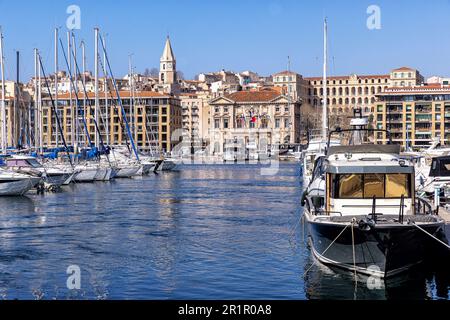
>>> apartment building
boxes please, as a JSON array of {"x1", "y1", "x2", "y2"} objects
[
  {"x1": 40, "y1": 91, "x2": 182, "y2": 153},
  {"x1": 374, "y1": 84, "x2": 450, "y2": 149}
]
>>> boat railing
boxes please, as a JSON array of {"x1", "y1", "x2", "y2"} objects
[
  {"x1": 313, "y1": 210, "x2": 343, "y2": 217},
  {"x1": 415, "y1": 197, "x2": 435, "y2": 216}
]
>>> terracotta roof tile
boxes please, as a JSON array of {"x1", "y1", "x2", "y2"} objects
[{"x1": 225, "y1": 89, "x2": 282, "y2": 102}]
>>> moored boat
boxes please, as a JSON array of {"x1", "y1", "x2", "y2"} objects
[
  {"x1": 0, "y1": 169, "x2": 41, "y2": 196},
  {"x1": 302, "y1": 131, "x2": 448, "y2": 278}
]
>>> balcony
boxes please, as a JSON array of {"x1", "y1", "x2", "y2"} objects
[
  {"x1": 415, "y1": 107, "x2": 432, "y2": 114},
  {"x1": 387, "y1": 107, "x2": 403, "y2": 113},
  {"x1": 415, "y1": 117, "x2": 432, "y2": 123},
  {"x1": 387, "y1": 118, "x2": 403, "y2": 123}
]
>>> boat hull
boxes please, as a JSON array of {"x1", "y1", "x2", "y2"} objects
[
  {"x1": 306, "y1": 214, "x2": 447, "y2": 278},
  {"x1": 0, "y1": 177, "x2": 41, "y2": 196},
  {"x1": 116, "y1": 166, "x2": 141, "y2": 178},
  {"x1": 74, "y1": 168, "x2": 98, "y2": 182}
]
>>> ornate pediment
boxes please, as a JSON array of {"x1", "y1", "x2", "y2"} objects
[
  {"x1": 269, "y1": 95, "x2": 290, "y2": 104},
  {"x1": 209, "y1": 96, "x2": 235, "y2": 105}
]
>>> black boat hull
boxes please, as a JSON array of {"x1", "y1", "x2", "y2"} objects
[{"x1": 307, "y1": 217, "x2": 447, "y2": 278}]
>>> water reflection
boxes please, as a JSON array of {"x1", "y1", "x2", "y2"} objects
[{"x1": 304, "y1": 244, "x2": 450, "y2": 300}]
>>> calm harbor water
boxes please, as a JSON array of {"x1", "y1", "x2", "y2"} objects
[{"x1": 0, "y1": 163, "x2": 448, "y2": 300}]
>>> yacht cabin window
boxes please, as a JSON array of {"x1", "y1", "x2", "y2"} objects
[{"x1": 332, "y1": 173, "x2": 411, "y2": 199}]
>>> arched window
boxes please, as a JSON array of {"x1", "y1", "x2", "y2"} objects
[
  {"x1": 332, "y1": 98, "x2": 337, "y2": 105},
  {"x1": 371, "y1": 87, "x2": 375, "y2": 94},
  {"x1": 338, "y1": 98, "x2": 343, "y2": 105},
  {"x1": 377, "y1": 86, "x2": 382, "y2": 93},
  {"x1": 339, "y1": 87, "x2": 343, "y2": 96},
  {"x1": 365, "y1": 87, "x2": 369, "y2": 95},
  {"x1": 358, "y1": 87, "x2": 362, "y2": 95},
  {"x1": 364, "y1": 97, "x2": 369, "y2": 104},
  {"x1": 345, "y1": 87, "x2": 349, "y2": 95},
  {"x1": 358, "y1": 98, "x2": 362, "y2": 104},
  {"x1": 332, "y1": 88, "x2": 336, "y2": 95},
  {"x1": 351, "y1": 87, "x2": 356, "y2": 95},
  {"x1": 345, "y1": 98, "x2": 349, "y2": 104},
  {"x1": 351, "y1": 98, "x2": 356, "y2": 104}
]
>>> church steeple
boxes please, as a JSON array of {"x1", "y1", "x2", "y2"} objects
[
  {"x1": 161, "y1": 36, "x2": 175, "y2": 62},
  {"x1": 160, "y1": 36, "x2": 176, "y2": 87}
]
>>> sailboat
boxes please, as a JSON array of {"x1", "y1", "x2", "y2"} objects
[{"x1": 0, "y1": 28, "x2": 42, "y2": 196}]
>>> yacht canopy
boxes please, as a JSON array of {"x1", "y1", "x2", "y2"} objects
[{"x1": 327, "y1": 144, "x2": 401, "y2": 156}]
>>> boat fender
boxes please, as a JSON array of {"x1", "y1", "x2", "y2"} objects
[{"x1": 301, "y1": 191, "x2": 308, "y2": 207}]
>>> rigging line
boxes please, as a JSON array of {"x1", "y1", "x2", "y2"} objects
[
  {"x1": 410, "y1": 221, "x2": 450, "y2": 250},
  {"x1": 97, "y1": 54, "x2": 132, "y2": 156},
  {"x1": 351, "y1": 219, "x2": 358, "y2": 288},
  {"x1": 37, "y1": 54, "x2": 74, "y2": 169},
  {"x1": 98, "y1": 34, "x2": 140, "y2": 162},
  {"x1": 66, "y1": 38, "x2": 113, "y2": 166},
  {"x1": 303, "y1": 223, "x2": 351, "y2": 278},
  {"x1": 58, "y1": 38, "x2": 94, "y2": 154}
]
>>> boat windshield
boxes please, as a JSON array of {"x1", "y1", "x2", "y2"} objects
[
  {"x1": 429, "y1": 157, "x2": 450, "y2": 177},
  {"x1": 27, "y1": 159, "x2": 42, "y2": 168},
  {"x1": 331, "y1": 173, "x2": 412, "y2": 199}
]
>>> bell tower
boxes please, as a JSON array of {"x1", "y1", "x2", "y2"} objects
[{"x1": 159, "y1": 36, "x2": 177, "y2": 90}]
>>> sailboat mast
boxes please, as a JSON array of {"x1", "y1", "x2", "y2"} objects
[
  {"x1": 72, "y1": 33, "x2": 79, "y2": 149},
  {"x1": 0, "y1": 28, "x2": 7, "y2": 154},
  {"x1": 129, "y1": 54, "x2": 135, "y2": 142},
  {"x1": 55, "y1": 28, "x2": 59, "y2": 147},
  {"x1": 94, "y1": 28, "x2": 99, "y2": 148},
  {"x1": 38, "y1": 52, "x2": 43, "y2": 154},
  {"x1": 15, "y1": 51, "x2": 20, "y2": 149},
  {"x1": 67, "y1": 31, "x2": 73, "y2": 146},
  {"x1": 104, "y1": 36, "x2": 109, "y2": 145},
  {"x1": 322, "y1": 19, "x2": 328, "y2": 141},
  {"x1": 33, "y1": 48, "x2": 38, "y2": 151},
  {"x1": 81, "y1": 40, "x2": 87, "y2": 146}
]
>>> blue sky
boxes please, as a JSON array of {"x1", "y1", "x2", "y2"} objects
[{"x1": 1, "y1": 0, "x2": 450, "y2": 81}]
